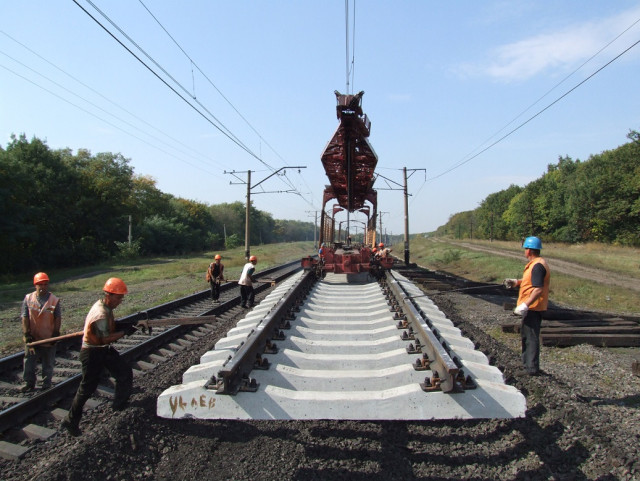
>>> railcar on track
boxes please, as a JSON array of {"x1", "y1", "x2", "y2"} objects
[{"x1": 301, "y1": 90, "x2": 393, "y2": 276}]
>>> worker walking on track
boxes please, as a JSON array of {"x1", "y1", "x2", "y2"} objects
[
  {"x1": 62, "y1": 277, "x2": 135, "y2": 436},
  {"x1": 207, "y1": 255, "x2": 225, "y2": 302},
  {"x1": 503, "y1": 236, "x2": 551, "y2": 376},
  {"x1": 21, "y1": 272, "x2": 61, "y2": 392},
  {"x1": 238, "y1": 255, "x2": 258, "y2": 308}
]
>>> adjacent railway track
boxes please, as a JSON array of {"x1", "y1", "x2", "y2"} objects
[{"x1": 0, "y1": 261, "x2": 301, "y2": 459}]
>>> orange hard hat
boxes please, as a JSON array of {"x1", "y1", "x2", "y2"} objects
[
  {"x1": 249, "y1": 255, "x2": 257, "y2": 262},
  {"x1": 372, "y1": 248, "x2": 377, "y2": 253},
  {"x1": 215, "y1": 255, "x2": 222, "y2": 260},
  {"x1": 33, "y1": 272, "x2": 50, "y2": 285},
  {"x1": 103, "y1": 277, "x2": 128, "y2": 295},
  {"x1": 378, "y1": 243, "x2": 384, "y2": 248}
]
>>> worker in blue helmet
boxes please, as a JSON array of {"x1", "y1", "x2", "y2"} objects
[{"x1": 503, "y1": 236, "x2": 550, "y2": 376}]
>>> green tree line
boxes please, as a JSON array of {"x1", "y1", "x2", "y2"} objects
[
  {"x1": 435, "y1": 130, "x2": 640, "y2": 245},
  {"x1": 0, "y1": 134, "x2": 315, "y2": 275}
]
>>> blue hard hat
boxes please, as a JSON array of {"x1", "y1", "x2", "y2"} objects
[{"x1": 523, "y1": 236, "x2": 542, "y2": 249}]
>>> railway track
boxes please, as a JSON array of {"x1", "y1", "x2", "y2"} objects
[
  {"x1": 396, "y1": 264, "x2": 640, "y2": 348},
  {"x1": 0, "y1": 261, "x2": 301, "y2": 460},
  {"x1": 158, "y1": 265, "x2": 526, "y2": 421}
]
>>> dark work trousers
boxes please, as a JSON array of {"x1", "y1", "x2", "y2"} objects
[
  {"x1": 239, "y1": 285, "x2": 254, "y2": 307},
  {"x1": 521, "y1": 310, "x2": 543, "y2": 374},
  {"x1": 67, "y1": 346, "x2": 132, "y2": 426},
  {"x1": 209, "y1": 279, "x2": 220, "y2": 300},
  {"x1": 23, "y1": 344, "x2": 56, "y2": 387}
]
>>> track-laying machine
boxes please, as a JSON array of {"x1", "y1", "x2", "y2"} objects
[{"x1": 302, "y1": 90, "x2": 393, "y2": 276}]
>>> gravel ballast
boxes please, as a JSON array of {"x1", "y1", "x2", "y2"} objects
[{"x1": 1, "y1": 284, "x2": 639, "y2": 480}]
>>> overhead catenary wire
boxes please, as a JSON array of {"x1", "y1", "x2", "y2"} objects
[
  {"x1": 136, "y1": 0, "x2": 294, "y2": 176},
  {"x1": 344, "y1": 0, "x2": 350, "y2": 94},
  {"x1": 427, "y1": 35, "x2": 640, "y2": 183},
  {"x1": 4, "y1": 2, "x2": 323, "y2": 215},
  {"x1": 350, "y1": 1, "x2": 357, "y2": 93},
  {"x1": 449, "y1": 15, "x2": 640, "y2": 173},
  {"x1": 4, "y1": 3, "x2": 356, "y2": 222},
  {"x1": 74, "y1": 1, "x2": 347, "y2": 213},
  {"x1": 0, "y1": 30, "x2": 216, "y2": 168},
  {"x1": 74, "y1": 0, "x2": 272, "y2": 170},
  {"x1": 0, "y1": 61, "x2": 218, "y2": 177},
  {"x1": 0, "y1": 48, "x2": 225, "y2": 173},
  {"x1": 132, "y1": 0, "x2": 318, "y2": 205},
  {"x1": 410, "y1": 22, "x2": 640, "y2": 208}
]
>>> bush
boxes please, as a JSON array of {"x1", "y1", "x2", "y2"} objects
[
  {"x1": 207, "y1": 233, "x2": 225, "y2": 250},
  {"x1": 225, "y1": 233, "x2": 242, "y2": 249},
  {"x1": 114, "y1": 239, "x2": 141, "y2": 260},
  {"x1": 442, "y1": 249, "x2": 461, "y2": 264}
]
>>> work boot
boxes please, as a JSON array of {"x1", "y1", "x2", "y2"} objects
[
  {"x1": 61, "y1": 417, "x2": 81, "y2": 437},
  {"x1": 41, "y1": 383, "x2": 52, "y2": 390},
  {"x1": 20, "y1": 383, "x2": 35, "y2": 393}
]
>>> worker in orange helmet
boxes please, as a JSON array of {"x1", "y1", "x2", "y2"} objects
[
  {"x1": 238, "y1": 255, "x2": 258, "y2": 308},
  {"x1": 207, "y1": 254, "x2": 225, "y2": 302},
  {"x1": 378, "y1": 242, "x2": 392, "y2": 258},
  {"x1": 62, "y1": 277, "x2": 134, "y2": 436},
  {"x1": 20, "y1": 272, "x2": 61, "y2": 392}
]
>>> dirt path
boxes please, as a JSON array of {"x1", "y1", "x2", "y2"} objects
[{"x1": 450, "y1": 241, "x2": 640, "y2": 293}]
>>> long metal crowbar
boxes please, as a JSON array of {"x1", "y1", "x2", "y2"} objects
[{"x1": 407, "y1": 283, "x2": 504, "y2": 298}]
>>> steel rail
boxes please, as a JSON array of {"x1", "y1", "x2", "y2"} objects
[{"x1": 385, "y1": 270, "x2": 461, "y2": 392}]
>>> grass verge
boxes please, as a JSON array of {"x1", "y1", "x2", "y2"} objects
[
  {"x1": 406, "y1": 237, "x2": 640, "y2": 315},
  {"x1": 0, "y1": 242, "x2": 315, "y2": 353}
]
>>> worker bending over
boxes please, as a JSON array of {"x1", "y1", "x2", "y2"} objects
[
  {"x1": 62, "y1": 277, "x2": 135, "y2": 436},
  {"x1": 207, "y1": 254, "x2": 225, "y2": 302}
]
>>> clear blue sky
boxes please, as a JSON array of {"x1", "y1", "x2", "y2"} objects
[{"x1": 2, "y1": 1, "x2": 639, "y2": 235}]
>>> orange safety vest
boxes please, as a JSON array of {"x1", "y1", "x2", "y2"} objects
[
  {"x1": 517, "y1": 256, "x2": 550, "y2": 311},
  {"x1": 82, "y1": 299, "x2": 115, "y2": 347},
  {"x1": 24, "y1": 291, "x2": 59, "y2": 341}
]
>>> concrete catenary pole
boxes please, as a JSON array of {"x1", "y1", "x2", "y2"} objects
[
  {"x1": 403, "y1": 167, "x2": 410, "y2": 266},
  {"x1": 245, "y1": 170, "x2": 251, "y2": 260}
]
